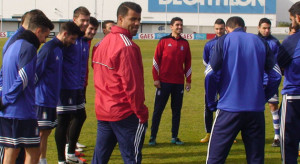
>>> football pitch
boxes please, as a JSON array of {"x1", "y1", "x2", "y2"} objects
[{"x1": 0, "y1": 38, "x2": 287, "y2": 163}]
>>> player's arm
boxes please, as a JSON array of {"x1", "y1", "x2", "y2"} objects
[
  {"x1": 185, "y1": 42, "x2": 192, "y2": 91},
  {"x1": 204, "y1": 64, "x2": 220, "y2": 111},
  {"x1": 35, "y1": 46, "x2": 50, "y2": 85},
  {"x1": 203, "y1": 43, "x2": 210, "y2": 67},
  {"x1": 264, "y1": 44, "x2": 282, "y2": 102},
  {"x1": 2, "y1": 48, "x2": 37, "y2": 106},
  {"x1": 210, "y1": 36, "x2": 225, "y2": 71},
  {"x1": 277, "y1": 39, "x2": 293, "y2": 69},
  {"x1": 118, "y1": 47, "x2": 148, "y2": 124},
  {"x1": 152, "y1": 39, "x2": 163, "y2": 88}
]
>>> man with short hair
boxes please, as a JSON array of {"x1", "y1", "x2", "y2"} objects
[
  {"x1": 102, "y1": 20, "x2": 115, "y2": 36},
  {"x1": 0, "y1": 9, "x2": 46, "y2": 164},
  {"x1": 277, "y1": 2, "x2": 300, "y2": 163},
  {"x1": 0, "y1": 14, "x2": 54, "y2": 164},
  {"x1": 200, "y1": 18, "x2": 225, "y2": 143},
  {"x1": 205, "y1": 16, "x2": 281, "y2": 163},
  {"x1": 257, "y1": 17, "x2": 281, "y2": 147},
  {"x1": 35, "y1": 22, "x2": 82, "y2": 164},
  {"x1": 55, "y1": 6, "x2": 90, "y2": 164},
  {"x1": 149, "y1": 17, "x2": 192, "y2": 146},
  {"x1": 92, "y1": 2, "x2": 148, "y2": 163}
]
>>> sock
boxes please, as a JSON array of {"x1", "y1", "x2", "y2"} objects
[
  {"x1": 40, "y1": 158, "x2": 47, "y2": 164},
  {"x1": 67, "y1": 153, "x2": 76, "y2": 158},
  {"x1": 271, "y1": 109, "x2": 280, "y2": 140},
  {"x1": 58, "y1": 162, "x2": 66, "y2": 164}
]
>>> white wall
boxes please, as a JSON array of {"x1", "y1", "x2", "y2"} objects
[{"x1": 0, "y1": 0, "x2": 277, "y2": 27}]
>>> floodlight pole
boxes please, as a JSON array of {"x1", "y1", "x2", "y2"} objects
[
  {"x1": 197, "y1": 2, "x2": 200, "y2": 33},
  {"x1": 165, "y1": 3, "x2": 167, "y2": 33}
]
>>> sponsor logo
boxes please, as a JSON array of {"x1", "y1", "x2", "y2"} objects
[{"x1": 168, "y1": 43, "x2": 172, "y2": 47}]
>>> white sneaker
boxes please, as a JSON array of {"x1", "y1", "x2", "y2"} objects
[
  {"x1": 75, "y1": 147, "x2": 83, "y2": 152},
  {"x1": 76, "y1": 142, "x2": 86, "y2": 148},
  {"x1": 66, "y1": 154, "x2": 85, "y2": 164}
]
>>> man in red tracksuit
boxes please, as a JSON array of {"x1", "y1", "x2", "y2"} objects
[
  {"x1": 92, "y1": 2, "x2": 148, "y2": 164},
  {"x1": 149, "y1": 17, "x2": 192, "y2": 145}
]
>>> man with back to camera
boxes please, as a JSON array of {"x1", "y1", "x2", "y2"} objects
[
  {"x1": 55, "y1": 6, "x2": 90, "y2": 164},
  {"x1": 149, "y1": 17, "x2": 192, "y2": 146},
  {"x1": 0, "y1": 9, "x2": 46, "y2": 164},
  {"x1": 92, "y1": 2, "x2": 148, "y2": 163},
  {"x1": 200, "y1": 18, "x2": 226, "y2": 143},
  {"x1": 35, "y1": 22, "x2": 83, "y2": 164},
  {"x1": 0, "y1": 14, "x2": 54, "y2": 164},
  {"x1": 205, "y1": 16, "x2": 281, "y2": 164},
  {"x1": 257, "y1": 17, "x2": 281, "y2": 147},
  {"x1": 277, "y1": 2, "x2": 300, "y2": 163}
]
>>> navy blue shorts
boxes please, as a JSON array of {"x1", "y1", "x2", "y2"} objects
[
  {"x1": 0, "y1": 117, "x2": 40, "y2": 148},
  {"x1": 57, "y1": 89, "x2": 85, "y2": 114},
  {"x1": 36, "y1": 106, "x2": 57, "y2": 130}
]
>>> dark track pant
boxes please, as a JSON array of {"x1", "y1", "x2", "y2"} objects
[
  {"x1": 204, "y1": 96, "x2": 213, "y2": 133},
  {"x1": 280, "y1": 95, "x2": 300, "y2": 164},
  {"x1": 92, "y1": 114, "x2": 147, "y2": 164},
  {"x1": 150, "y1": 82, "x2": 184, "y2": 138},
  {"x1": 207, "y1": 110, "x2": 265, "y2": 164},
  {"x1": 55, "y1": 109, "x2": 86, "y2": 161}
]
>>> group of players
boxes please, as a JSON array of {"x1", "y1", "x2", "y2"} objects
[
  {"x1": 0, "y1": 4, "x2": 114, "y2": 164},
  {"x1": 0, "y1": 0, "x2": 300, "y2": 164}
]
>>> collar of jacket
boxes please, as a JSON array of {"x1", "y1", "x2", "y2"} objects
[
  {"x1": 17, "y1": 30, "x2": 40, "y2": 49},
  {"x1": 233, "y1": 27, "x2": 245, "y2": 33},
  {"x1": 111, "y1": 26, "x2": 133, "y2": 40}
]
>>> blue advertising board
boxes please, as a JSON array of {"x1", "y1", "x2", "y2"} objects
[{"x1": 149, "y1": 0, "x2": 275, "y2": 14}]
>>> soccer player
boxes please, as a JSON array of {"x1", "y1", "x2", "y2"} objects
[
  {"x1": 257, "y1": 18, "x2": 281, "y2": 147},
  {"x1": 205, "y1": 16, "x2": 281, "y2": 163},
  {"x1": 0, "y1": 14, "x2": 54, "y2": 164},
  {"x1": 35, "y1": 22, "x2": 82, "y2": 164},
  {"x1": 200, "y1": 18, "x2": 225, "y2": 143},
  {"x1": 0, "y1": 9, "x2": 46, "y2": 164},
  {"x1": 149, "y1": 17, "x2": 192, "y2": 145},
  {"x1": 277, "y1": 2, "x2": 300, "y2": 163},
  {"x1": 55, "y1": 6, "x2": 90, "y2": 164},
  {"x1": 102, "y1": 20, "x2": 115, "y2": 36},
  {"x1": 73, "y1": 16, "x2": 99, "y2": 154},
  {"x1": 92, "y1": 2, "x2": 148, "y2": 163}
]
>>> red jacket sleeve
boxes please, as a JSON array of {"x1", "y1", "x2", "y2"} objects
[
  {"x1": 152, "y1": 40, "x2": 163, "y2": 81},
  {"x1": 117, "y1": 46, "x2": 148, "y2": 123},
  {"x1": 185, "y1": 42, "x2": 192, "y2": 83}
]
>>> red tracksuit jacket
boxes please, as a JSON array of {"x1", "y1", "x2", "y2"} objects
[
  {"x1": 152, "y1": 34, "x2": 192, "y2": 84},
  {"x1": 92, "y1": 26, "x2": 148, "y2": 123}
]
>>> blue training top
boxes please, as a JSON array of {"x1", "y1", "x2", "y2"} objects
[
  {"x1": 278, "y1": 30, "x2": 300, "y2": 95},
  {"x1": 206, "y1": 27, "x2": 281, "y2": 112},
  {"x1": 0, "y1": 26, "x2": 26, "y2": 97},
  {"x1": 35, "y1": 37, "x2": 63, "y2": 108},
  {"x1": 61, "y1": 37, "x2": 89, "y2": 90},
  {"x1": 1, "y1": 30, "x2": 40, "y2": 119},
  {"x1": 203, "y1": 36, "x2": 219, "y2": 66}
]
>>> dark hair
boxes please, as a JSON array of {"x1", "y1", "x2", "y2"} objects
[
  {"x1": 214, "y1": 18, "x2": 225, "y2": 25},
  {"x1": 289, "y1": 1, "x2": 300, "y2": 16},
  {"x1": 89, "y1": 17, "x2": 99, "y2": 28},
  {"x1": 226, "y1": 16, "x2": 245, "y2": 29},
  {"x1": 21, "y1": 9, "x2": 45, "y2": 25},
  {"x1": 117, "y1": 2, "x2": 141, "y2": 18},
  {"x1": 102, "y1": 20, "x2": 115, "y2": 29},
  {"x1": 73, "y1": 6, "x2": 90, "y2": 18},
  {"x1": 258, "y1": 18, "x2": 271, "y2": 26},
  {"x1": 60, "y1": 22, "x2": 84, "y2": 37},
  {"x1": 170, "y1": 17, "x2": 183, "y2": 25},
  {"x1": 27, "y1": 14, "x2": 54, "y2": 31}
]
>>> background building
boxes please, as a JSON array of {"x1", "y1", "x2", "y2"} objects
[{"x1": 0, "y1": 0, "x2": 295, "y2": 38}]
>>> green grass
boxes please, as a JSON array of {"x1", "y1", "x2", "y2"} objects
[{"x1": 0, "y1": 38, "x2": 291, "y2": 163}]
